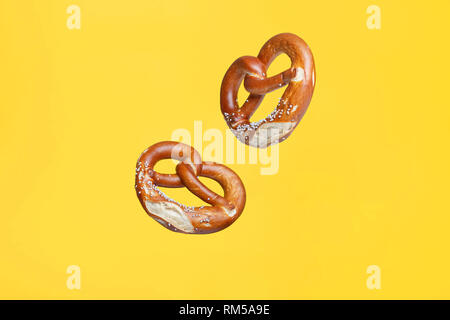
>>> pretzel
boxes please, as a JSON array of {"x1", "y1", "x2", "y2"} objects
[
  {"x1": 135, "y1": 141, "x2": 246, "y2": 234},
  {"x1": 220, "y1": 33, "x2": 315, "y2": 148}
]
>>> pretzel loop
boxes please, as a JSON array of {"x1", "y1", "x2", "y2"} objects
[
  {"x1": 135, "y1": 141, "x2": 246, "y2": 234},
  {"x1": 137, "y1": 141, "x2": 202, "y2": 188},
  {"x1": 220, "y1": 33, "x2": 316, "y2": 148}
]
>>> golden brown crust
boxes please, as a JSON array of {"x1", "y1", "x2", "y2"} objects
[
  {"x1": 135, "y1": 141, "x2": 246, "y2": 234},
  {"x1": 220, "y1": 33, "x2": 316, "y2": 148}
]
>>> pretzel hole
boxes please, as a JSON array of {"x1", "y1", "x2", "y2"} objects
[
  {"x1": 155, "y1": 186, "x2": 206, "y2": 207},
  {"x1": 249, "y1": 53, "x2": 291, "y2": 122},
  {"x1": 153, "y1": 159, "x2": 178, "y2": 175},
  {"x1": 198, "y1": 176, "x2": 224, "y2": 197},
  {"x1": 237, "y1": 78, "x2": 249, "y2": 107}
]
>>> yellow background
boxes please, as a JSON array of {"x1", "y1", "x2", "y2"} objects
[{"x1": 1, "y1": 0, "x2": 449, "y2": 299}]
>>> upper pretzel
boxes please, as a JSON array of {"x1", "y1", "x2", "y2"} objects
[
  {"x1": 220, "y1": 33, "x2": 316, "y2": 148},
  {"x1": 135, "y1": 141, "x2": 246, "y2": 234}
]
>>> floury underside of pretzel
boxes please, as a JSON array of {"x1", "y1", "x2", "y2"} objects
[
  {"x1": 221, "y1": 33, "x2": 316, "y2": 148},
  {"x1": 135, "y1": 142, "x2": 246, "y2": 234}
]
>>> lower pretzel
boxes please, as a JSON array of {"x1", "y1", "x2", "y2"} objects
[
  {"x1": 135, "y1": 141, "x2": 246, "y2": 234},
  {"x1": 221, "y1": 33, "x2": 316, "y2": 148}
]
